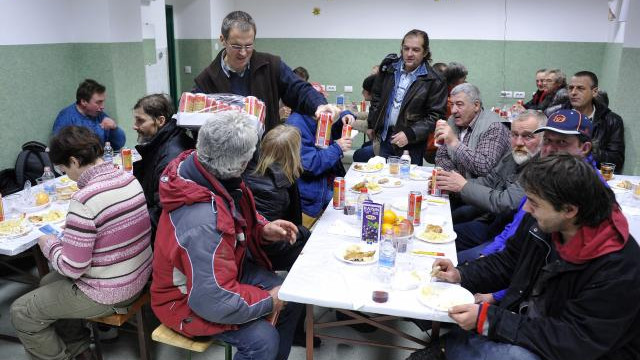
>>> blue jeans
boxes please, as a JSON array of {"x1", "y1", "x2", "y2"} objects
[
  {"x1": 444, "y1": 327, "x2": 541, "y2": 360},
  {"x1": 454, "y1": 220, "x2": 491, "y2": 251},
  {"x1": 457, "y1": 242, "x2": 487, "y2": 264},
  {"x1": 213, "y1": 261, "x2": 304, "y2": 360},
  {"x1": 353, "y1": 144, "x2": 375, "y2": 163}
]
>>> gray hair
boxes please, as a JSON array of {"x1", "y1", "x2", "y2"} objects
[
  {"x1": 221, "y1": 11, "x2": 256, "y2": 39},
  {"x1": 536, "y1": 68, "x2": 547, "y2": 74},
  {"x1": 196, "y1": 110, "x2": 258, "y2": 179},
  {"x1": 450, "y1": 83, "x2": 482, "y2": 106},
  {"x1": 513, "y1": 110, "x2": 547, "y2": 128},
  {"x1": 547, "y1": 69, "x2": 566, "y2": 86}
]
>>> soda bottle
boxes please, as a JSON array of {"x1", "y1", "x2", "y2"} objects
[
  {"x1": 356, "y1": 187, "x2": 370, "y2": 221},
  {"x1": 41, "y1": 166, "x2": 56, "y2": 197},
  {"x1": 377, "y1": 229, "x2": 397, "y2": 283},
  {"x1": 400, "y1": 150, "x2": 411, "y2": 179},
  {"x1": 103, "y1": 141, "x2": 114, "y2": 163}
]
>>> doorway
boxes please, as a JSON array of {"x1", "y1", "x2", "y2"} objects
[{"x1": 165, "y1": 5, "x2": 178, "y2": 109}]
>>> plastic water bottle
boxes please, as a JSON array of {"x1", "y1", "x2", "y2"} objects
[
  {"x1": 400, "y1": 150, "x2": 411, "y2": 179},
  {"x1": 378, "y1": 229, "x2": 397, "y2": 283},
  {"x1": 41, "y1": 166, "x2": 56, "y2": 196},
  {"x1": 103, "y1": 141, "x2": 114, "y2": 163},
  {"x1": 356, "y1": 187, "x2": 370, "y2": 221}
]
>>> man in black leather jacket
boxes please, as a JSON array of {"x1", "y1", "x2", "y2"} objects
[
  {"x1": 408, "y1": 155, "x2": 640, "y2": 360},
  {"x1": 365, "y1": 29, "x2": 447, "y2": 165},
  {"x1": 564, "y1": 71, "x2": 625, "y2": 172},
  {"x1": 132, "y1": 94, "x2": 195, "y2": 243}
]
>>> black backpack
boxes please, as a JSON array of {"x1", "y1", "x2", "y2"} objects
[
  {"x1": 0, "y1": 168, "x2": 21, "y2": 195},
  {"x1": 14, "y1": 141, "x2": 55, "y2": 187}
]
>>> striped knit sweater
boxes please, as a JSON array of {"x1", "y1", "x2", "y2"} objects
[{"x1": 42, "y1": 162, "x2": 153, "y2": 305}]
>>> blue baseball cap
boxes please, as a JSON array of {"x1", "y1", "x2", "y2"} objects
[{"x1": 534, "y1": 109, "x2": 593, "y2": 139}]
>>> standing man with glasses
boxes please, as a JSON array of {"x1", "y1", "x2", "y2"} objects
[{"x1": 194, "y1": 11, "x2": 340, "y2": 133}]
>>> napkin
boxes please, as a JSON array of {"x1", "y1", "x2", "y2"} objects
[
  {"x1": 328, "y1": 219, "x2": 361, "y2": 238},
  {"x1": 367, "y1": 156, "x2": 387, "y2": 165}
]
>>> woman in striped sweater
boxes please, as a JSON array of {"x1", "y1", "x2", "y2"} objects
[{"x1": 11, "y1": 126, "x2": 153, "y2": 360}]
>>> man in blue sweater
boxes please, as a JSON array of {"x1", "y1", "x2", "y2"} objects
[{"x1": 52, "y1": 79, "x2": 126, "y2": 150}]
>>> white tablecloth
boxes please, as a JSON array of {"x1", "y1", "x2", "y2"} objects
[{"x1": 279, "y1": 165, "x2": 460, "y2": 323}]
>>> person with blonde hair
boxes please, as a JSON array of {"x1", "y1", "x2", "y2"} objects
[{"x1": 244, "y1": 124, "x2": 310, "y2": 271}]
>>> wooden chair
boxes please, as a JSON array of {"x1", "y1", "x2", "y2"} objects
[
  {"x1": 88, "y1": 292, "x2": 151, "y2": 360},
  {"x1": 151, "y1": 324, "x2": 232, "y2": 360}
]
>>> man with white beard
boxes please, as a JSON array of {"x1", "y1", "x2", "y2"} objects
[{"x1": 435, "y1": 110, "x2": 547, "y2": 252}]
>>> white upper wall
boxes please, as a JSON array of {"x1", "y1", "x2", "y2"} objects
[
  {"x1": 166, "y1": 0, "x2": 214, "y2": 39},
  {"x1": 0, "y1": 0, "x2": 141, "y2": 45},
  {"x1": 237, "y1": 0, "x2": 611, "y2": 42}
]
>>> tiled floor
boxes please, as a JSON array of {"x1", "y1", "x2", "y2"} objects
[{"x1": 0, "y1": 275, "x2": 430, "y2": 360}]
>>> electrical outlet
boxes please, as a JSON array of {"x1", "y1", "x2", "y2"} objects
[
  {"x1": 326, "y1": 85, "x2": 337, "y2": 92},
  {"x1": 500, "y1": 90, "x2": 513, "y2": 98},
  {"x1": 184, "y1": 66, "x2": 192, "y2": 74},
  {"x1": 344, "y1": 85, "x2": 353, "y2": 93},
  {"x1": 514, "y1": 91, "x2": 526, "y2": 99}
]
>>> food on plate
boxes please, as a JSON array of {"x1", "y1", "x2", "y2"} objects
[
  {"x1": 353, "y1": 163, "x2": 384, "y2": 172},
  {"x1": 420, "y1": 285, "x2": 473, "y2": 311},
  {"x1": 343, "y1": 245, "x2": 376, "y2": 262},
  {"x1": 430, "y1": 265, "x2": 442, "y2": 277},
  {"x1": 377, "y1": 177, "x2": 402, "y2": 186},
  {"x1": 419, "y1": 224, "x2": 449, "y2": 242},
  {"x1": 617, "y1": 180, "x2": 632, "y2": 190},
  {"x1": 0, "y1": 218, "x2": 30, "y2": 237},
  {"x1": 351, "y1": 181, "x2": 381, "y2": 193},
  {"x1": 58, "y1": 177, "x2": 72, "y2": 184},
  {"x1": 35, "y1": 192, "x2": 50, "y2": 206},
  {"x1": 28, "y1": 209, "x2": 65, "y2": 224}
]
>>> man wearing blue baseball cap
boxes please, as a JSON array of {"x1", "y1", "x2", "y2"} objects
[{"x1": 406, "y1": 110, "x2": 640, "y2": 360}]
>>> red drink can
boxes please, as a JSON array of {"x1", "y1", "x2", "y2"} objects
[
  {"x1": 121, "y1": 148, "x2": 133, "y2": 172},
  {"x1": 493, "y1": 107, "x2": 501, "y2": 114},
  {"x1": 204, "y1": 96, "x2": 217, "y2": 112},
  {"x1": 333, "y1": 177, "x2": 345, "y2": 209},
  {"x1": 408, "y1": 191, "x2": 422, "y2": 226},
  {"x1": 430, "y1": 167, "x2": 441, "y2": 196},
  {"x1": 315, "y1": 113, "x2": 333, "y2": 148},
  {"x1": 0, "y1": 193, "x2": 4, "y2": 222},
  {"x1": 178, "y1": 92, "x2": 196, "y2": 112},
  {"x1": 360, "y1": 100, "x2": 367, "y2": 112},
  {"x1": 341, "y1": 124, "x2": 352, "y2": 138},
  {"x1": 192, "y1": 94, "x2": 207, "y2": 112}
]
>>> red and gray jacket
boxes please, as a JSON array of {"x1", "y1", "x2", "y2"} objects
[{"x1": 150, "y1": 150, "x2": 274, "y2": 337}]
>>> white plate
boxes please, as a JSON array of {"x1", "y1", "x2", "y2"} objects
[
  {"x1": 391, "y1": 199, "x2": 428, "y2": 212},
  {"x1": 0, "y1": 219, "x2": 33, "y2": 238},
  {"x1": 414, "y1": 230, "x2": 457, "y2": 244},
  {"x1": 352, "y1": 163, "x2": 384, "y2": 173},
  {"x1": 14, "y1": 201, "x2": 51, "y2": 213},
  {"x1": 409, "y1": 171, "x2": 429, "y2": 181},
  {"x1": 334, "y1": 243, "x2": 379, "y2": 265},
  {"x1": 376, "y1": 177, "x2": 403, "y2": 188},
  {"x1": 27, "y1": 209, "x2": 67, "y2": 225},
  {"x1": 417, "y1": 283, "x2": 475, "y2": 312}
]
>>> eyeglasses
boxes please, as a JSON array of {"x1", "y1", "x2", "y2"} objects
[{"x1": 228, "y1": 44, "x2": 254, "y2": 51}]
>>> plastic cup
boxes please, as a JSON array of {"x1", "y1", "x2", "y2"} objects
[
  {"x1": 388, "y1": 156, "x2": 400, "y2": 175},
  {"x1": 600, "y1": 163, "x2": 615, "y2": 181}
]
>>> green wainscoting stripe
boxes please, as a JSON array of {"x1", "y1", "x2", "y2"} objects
[
  {"x1": 0, "y1": 42, "x2": 146, "y2": 171},
  {"x1": 143, "y1": 39, "x2": 157, "y2": 65}
]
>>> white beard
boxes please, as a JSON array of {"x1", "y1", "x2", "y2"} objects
[{"x1": 512, "y1": 150, "x2": 534, "y2": 165}]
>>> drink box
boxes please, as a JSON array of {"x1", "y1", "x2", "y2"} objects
[{"x1": 361, "y1": 201, "x2": 383, "y2": 244}]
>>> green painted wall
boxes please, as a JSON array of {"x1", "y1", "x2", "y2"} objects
[
  {"x1": 0, "y1": 42, "x2": 146, "y2": 172},
  {"x1": 175, "y1": 39, "x2": 215, "y2": 93}
]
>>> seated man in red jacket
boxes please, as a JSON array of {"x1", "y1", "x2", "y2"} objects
[
  {"x1": 151, "y1": 110, "x2": 303, "y2": 360},
  {"x1": 408, "y1": 154, "x2": 640, "y2": 360}
]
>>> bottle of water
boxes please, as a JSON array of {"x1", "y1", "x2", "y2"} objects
[
  {"x1": 103, "y1": 141, "x2": 114, "y2": 163},
  {"x1": 356, "y1": 187, "x2": 370, "y2": 221},
  {"x1": 400, "y1": 150, "x2": 411, "y2": 179},
  {"x1": 41, "y1": 166, "x2": 56, "y2": 196},
  {"x1": 378, "y1": 229, "x2": 397, "y2": 283}
]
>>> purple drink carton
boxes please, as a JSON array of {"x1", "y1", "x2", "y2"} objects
[{"x1": 361, "y1": 200, "x2": 383, "y2": 244}]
